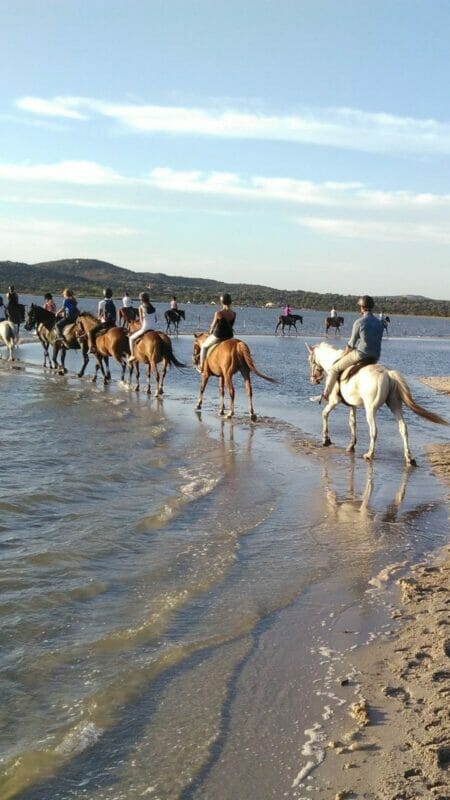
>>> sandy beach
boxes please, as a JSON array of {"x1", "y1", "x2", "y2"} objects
[{"x1": 310, "y1": 376, "x2": 450, "y2": 800}]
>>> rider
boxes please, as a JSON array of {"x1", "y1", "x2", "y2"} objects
[
  {"x1": 170, "y1": 295, "x2": 178, "y2": 311},
  {"x1": 283, "y1": 302, "x2": 292, "y2": 317},
  {"x1": 88, "y1": 288, "x2": 117, "y2": 353},
  {"x1": 55, "y1": 289, "x2": 79, "y2": 341},
  {"x1": 321, "y1": 295, "x2": 384, "y2": 402},
  {"x1": 198, "y1": 292, "x2": 236, "y2": 372},
  {"x1": 43, "y1": 292, "x2": 56, "y2": 314},
  {"x1": 0, "y1": 296, "x2": 5, "y2": 322},
  {"x1": 330, "y1": 305, "x2": 337, "y2": 318},
  {"x1": 128, "y1": 291, "x2": 157, "y2": 363},
  {"x1": 122, "y1": 290, "x2": 133, "y2": 308}
]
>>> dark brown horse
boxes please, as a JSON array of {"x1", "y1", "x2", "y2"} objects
[
  {"x1": 118, "y1": 306, "x2": 139, "y2": 330},
  {"x1": 164, "y1": 308, "x2": 185, "y2": 335},
  {"x1": 127, "y1": 321, "x2": 185, "y2": 394},
  {"x1": 325, "y1": 315, "x2": 344, "y2": 335},
  {"x1": 75, "y1": 312, "x2": 130, "y2": 383},
  {"x1": 275, "y1": 314, "x2": 303, "y2": 335},
  {"x1": 24, "y1": 303, "x2": 89, "y2": 375},
  {"x1": 193, "y1": 333, "x2": 277, "y2": 421}
]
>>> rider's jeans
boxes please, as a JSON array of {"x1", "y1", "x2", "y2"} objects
[{"x1": 324, "y1": 349, "x2": 363, "y2": 395}]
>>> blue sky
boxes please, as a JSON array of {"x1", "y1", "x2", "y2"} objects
[{"x1": 1, "y1": 0, "x2": 450, "y2": 297}]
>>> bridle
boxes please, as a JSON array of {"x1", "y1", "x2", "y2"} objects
[{"x1": 308, "y1": 349, "x2": 325, "y2": 385}]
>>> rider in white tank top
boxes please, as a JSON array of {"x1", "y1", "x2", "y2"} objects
[{"x1": 128, "y1": 292, "x2": 157, "y2": 361}]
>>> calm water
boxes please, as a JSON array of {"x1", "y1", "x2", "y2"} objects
[{"x1": 2, "y1": 303, "x2": 450, "y2": 799}]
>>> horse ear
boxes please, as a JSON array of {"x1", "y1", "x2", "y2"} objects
[{"x1": 304, "y1": 342, "x2": 313, "y2": 354}]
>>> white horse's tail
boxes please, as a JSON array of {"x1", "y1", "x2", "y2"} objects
[{"x1": 388, "y1": 369, "x2": 448, "y2": 425}]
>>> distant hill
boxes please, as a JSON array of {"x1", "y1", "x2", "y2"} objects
[{"x1": 0, "y1": 258, "x2": 449, "y2": 317}]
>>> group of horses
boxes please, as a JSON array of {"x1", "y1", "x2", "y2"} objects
[
  {"x1": 275, "y1": 313, "x2": 390, "y2": 336},
  {"x1": 2, "y1": 302, "x2": 445, "y2": 465}
]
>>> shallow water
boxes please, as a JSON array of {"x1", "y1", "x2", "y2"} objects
[{"x1": 2, "y1": 314, "x2": 450, "y2": 799}]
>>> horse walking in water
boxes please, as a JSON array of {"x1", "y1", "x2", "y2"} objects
[
  {"x1": 164, "y1": 308, "x2": 185, "y2": 335},
  {"x1": 0, "y1": 320, "x2": 19, "y2": 361},
  {"x1": 127, "y1": 320, "x2": 185, "y2": 394},
  {"x1": 306, "y1": 342, "x2": 447, "y2": 465},
  {"x1": 118, "y1": 306, "x2": 139, "y2": 330},
  {"x1": 75, "y1": 312, "x2": 130, "y2": 384},
  {"x1": 325, "y1": 316, "x2": 344, "y2": 335},
  {"x1": 193, "y1": 333, "x2": 277, "y2": 421},
  {"x1": 275, "y1": 314, "x2": 303, "y2": 335},
  {"x1": 24, "y1": 304, "x2": 89, "y2": 375}
]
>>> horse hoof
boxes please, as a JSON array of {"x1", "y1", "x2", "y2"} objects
[
  {"x1": 323, "y1": 439, "x2": 332, "y2": 447},
  {"x1": 408, "y1": 458, "x2": 418, "y2": 467},
  {"x1": 77, "y1": 372, "x2": 83, "y2": 378},
  {"x1": 363, "y1": 452, "x2": 373, "y2": 461},
  {"x1": 250, "y1": 413, "x2": 257, "y2": 422},
  {"x1": 195, "y1": 403, "x2": 202, "y2": 411},
  {"x1": 346, "y1": 445, "x2": 355, "y2": 453}
]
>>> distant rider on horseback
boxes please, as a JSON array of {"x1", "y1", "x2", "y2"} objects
[
  {"x1": 128, "y1": 291, "x2": 157, "y2": 363},
  {"x1": 198, "y1": 293, "x2": 236, "y2": 372},
  {"x1": 88, "y1": 288, "x2": 117, "y2": 353},
  {"x1": 330, "y1": 305, "x2": 337, "y2": 318},
  {"x1": 55, "y1": 289, "x2": 79, "y2": 341},
  {"x1": 320, "y1": 295, "x2": 384, "y2": 402}
]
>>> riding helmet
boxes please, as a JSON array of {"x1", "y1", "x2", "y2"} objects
[
  {"x1": 103, "y1": 288, "x2": 113, "y2": 298},
  {"x1": 220, "y1": 292, "x2": 232, "y2": 306},
  {"x1": 357, "y1": 295, "x2": 374, "y2": 310},
  {"x1": 139, "y1": 291, "x2": 150, "y2": 303}
]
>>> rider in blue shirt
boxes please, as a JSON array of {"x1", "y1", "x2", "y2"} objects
[
  {"x1": 322, "y1": 295, "x2": 384, "y2": 401},
  {"x1": 55, "y1": 289, "x2": 79, "y2": 340}
]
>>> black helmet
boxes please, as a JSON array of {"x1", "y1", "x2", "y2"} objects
[
  {"x1": 103, "y1": 288, "x2": 113, "y2": 298},
  {"x1": 357, "y1": 295, "x2": 374, "y2": 310},
  {"x1": 139, "y1": 291, "x2": 150, "y2": 303},
  {"x1": 220, "y1": 292, "x2": 232, "y2": 306}
]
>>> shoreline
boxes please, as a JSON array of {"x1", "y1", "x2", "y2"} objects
[{"x1": 310, "y1": 376, "x2": 450, "y2": 799}]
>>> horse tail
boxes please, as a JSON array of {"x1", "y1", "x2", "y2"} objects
[
  {"x1": 388, "y1": 370, "x2": 448, "y2": 425},
  {"x1": 238, "y1": 342, "x2": 278, "y2": 383},
  {"x1": 161, "y1": 336, "x2": 186, "y2": 368}
]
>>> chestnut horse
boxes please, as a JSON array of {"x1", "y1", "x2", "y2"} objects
[
  {"x1": 193, "y1": 333, "x2": 277, "y2": 421},
  {"x1": 127, "y1": 320, "x2": 185, "y2": 394},
  {"x1": 75, "y1": 312, "x2": 130, "y2": 383},
  {"x1": 119, "y1": 306, "x2": 139, "y2": 330}
]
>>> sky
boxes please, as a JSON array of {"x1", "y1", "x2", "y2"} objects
[{"x1": 1, "y1": 0, "x2": 450, "y2": 297}]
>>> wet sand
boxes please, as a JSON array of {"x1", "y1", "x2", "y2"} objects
[{"x1": 310, "y1": 377, "x2": 450, "y2": 800}]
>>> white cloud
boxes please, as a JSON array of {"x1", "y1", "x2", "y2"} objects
[
  {"x1": 15, "y1": 95, "x2": 450, "y2": 155},
  {"x1": 0, "y1": 218, "x2": 136, "y2": 238},
  {"x1": 298, "y1": 216, "x2": 450, "y2": 244},
  {"x1": 0, "y1": 160, "x2": 128, "y2": 186}
]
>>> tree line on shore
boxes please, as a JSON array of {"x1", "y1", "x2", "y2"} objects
[{"x1": 1, "y1": 258, "x2": 449, "y2": 317}]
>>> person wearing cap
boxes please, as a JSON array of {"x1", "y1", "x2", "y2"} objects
[
  {"x1": 321, "y1": 295, "x2": 384, "y2": 401},
  {"x1": 88, "y1": 288, "x2": 117, "y2": 353},
  {"x1": 198, "y1": 292, "x2": 236, "y2": 372}
]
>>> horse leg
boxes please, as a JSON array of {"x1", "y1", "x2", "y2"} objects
[
  {"x1": 387, "y1": 395, "x2": 416, "y2": 466},
  {"x1": 347, "y1": 407, "x2": 357, "y2": 452},
  {"x1": 225, "y1": 373, "x2": 235, "y2": 419},
  {"x1": 78, "y1": 345, "x2": 90, "y2": 378},
  {"x1": 218, "y1": 375, "x2": 226, "y2": 415},
  {"x1": 158, "y1": 358, "x2": 168, "y2": 395},
  {"x1": 135, "y1": 362, "x2": 141, "y2": 392},
  {"x1": 59, "y1": 348, "x2": 68, "y2": 375},
  {"x1": 195, "y1": 371, "x2": 210, "y2": 411},
  {"x1": 363, "y1": 405, "x2": 378, "y2": 461},
  {"x1": 275, "y1": 322, "x2": 280, "y2": 335},
  {"x1": 242, "y1": 368, "x2": 257, "y2": 421},
  {"x1": 104, "y1": 355, "x2": 111, "y2": 384},
  {"x1": 322, "y1": 397, "x2": 339, "y2": 446}
]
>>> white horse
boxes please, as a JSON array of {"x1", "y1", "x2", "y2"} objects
[
  {"x1": 0, "y1": 320, "x2": 19, "y2": 361},
  {"x1": 306, "y1": 342, "x2": 447, "y2": 465}
]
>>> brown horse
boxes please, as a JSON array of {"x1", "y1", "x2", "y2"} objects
[
  {"x1": 275, "y1": 313, "x2": 303, "y2": 335},
  {"x1": 127, "y1": 320, "x2": 185, "y2": 394},
  {"x1": 24, "y1": 303, "x2": 89, "y2": 375},
  {"x1": 325, "y1": 315, "x2": 344, "y2": 335},
  {"x1": 193, "y1": 333, "x2": 277, "y2": 421},
  {"x1": 118, "y1": 306, "x2": 139, "y2": 330},
  {"x1": 75, "y1": 312, "x2": 130, "y2": 383}
]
